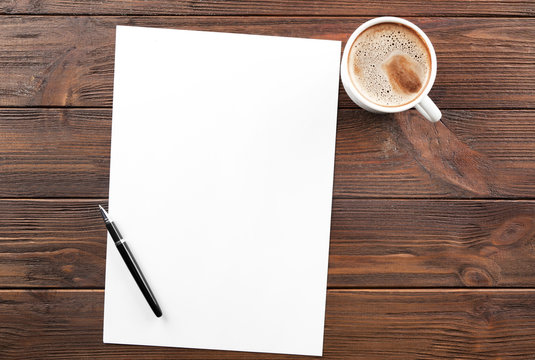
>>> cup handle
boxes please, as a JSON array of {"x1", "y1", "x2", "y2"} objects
[{"x1": 415, "y1": 95, "x2": 442, "y2": 122}]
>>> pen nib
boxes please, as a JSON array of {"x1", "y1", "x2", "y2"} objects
[{"x1": 98, "y1": 204, "x2": 110, "y2": 222}]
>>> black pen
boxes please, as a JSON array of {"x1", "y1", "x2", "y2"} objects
[{"x1": 98, "y1": 205, "x2": 162, "y2": 317}]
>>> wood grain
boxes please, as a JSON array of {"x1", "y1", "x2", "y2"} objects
[
  {"x1": 0, "y1": 200, "x2": 106, "y2": 288},
  {"x1": 1, "y1": 289, "x2": 535, "y2": 359},
  {"x1": 0, "y1": 16, "x2": 533, "y2": 108},
  {"x1": 2, "y1": 108, "x2": 535, "y2": 198},
  {"x1": 1, "y1": 3, "x2": 534, "y2": 359},
  {"x1": 329, "y1": 199, "x2": 535, "y2": 288},
  {"x1": 2, "y1": 199, "x2": 535, "y2": 288},
  {"x1": 0, "y1": 109, "x2": 110, "y2": 198},
  {"x1": 2, "y1": 0, "x2": 534, "y2": 16},
  {"x1": 334, "y1": 109, "x2": 535, "y2": 198}
]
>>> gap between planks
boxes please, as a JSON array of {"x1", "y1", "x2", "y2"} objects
[
  {"x1": 3, "y1": 197, "x2": 535, "y2": 202},
  {"x1": 1, "y1": 288, "x2": 535, "y2": 292},
  {"x1": 0, "y1": 106, "x2": 534, "y2": 111},
  {"x1": 1, "y1": 14, "x2": 534, "y2": 18}
]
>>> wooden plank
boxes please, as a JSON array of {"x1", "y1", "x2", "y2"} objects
[
  {"x1": 329, "y1": 199, "x2": 535, "y2": 287},
  {"x1": 1, "y1": 289, "x2": 535, "y2": 359},
  {"x1": 334, "y1": 109, "x2": 535, "y2": 198},
  {"x1": 0, "y1": 109, "x2": 110, "y2": 198},
  {"x1": 1, "y1": 0, "x2": 533, "y2": 16},
  {"x1": 2, "y1": 199, "x2": 535, "y2": 288},
  {"x1": 0, "y1": 16, "x2": 533, "y2": 109},
  {"x1": 2, "y1": 109, "x2": 535, "y2": 198},
  {"x1": 0, "y1": 200, "x2": 106, "y2": 288}
]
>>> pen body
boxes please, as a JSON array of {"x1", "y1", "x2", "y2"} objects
[
  {"x1": 99, "y1": 206, "x2": 162, "y2": 317},
  {"x1": 105, "y1": 221, "x2": 123, "y2": 244},
  {"x1": 115, "y1": 241, "x2": 163, "y2": 317}
]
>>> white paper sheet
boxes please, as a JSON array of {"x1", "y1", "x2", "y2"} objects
[{"x1": 103, "y1": 25, "x2": 340, "y2": 356}]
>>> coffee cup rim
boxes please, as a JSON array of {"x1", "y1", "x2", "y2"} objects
[{"x1": 341, "y1": 16, "x2": 438, "y2": 113}]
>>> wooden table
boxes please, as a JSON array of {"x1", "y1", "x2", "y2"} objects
[{"x1": 1, "y1": 1, "x2": 535, "y2": 359}]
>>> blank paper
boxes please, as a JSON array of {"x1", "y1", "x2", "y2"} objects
[{"x1": 103, "y1": 25, "x2": 340, "y2": 356}]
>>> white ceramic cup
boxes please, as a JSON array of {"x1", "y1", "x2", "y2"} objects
[{"x1": 341, "y1": 17, "x2": 442, "y2": 122}]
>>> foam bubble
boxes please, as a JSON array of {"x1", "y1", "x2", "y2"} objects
[{"x1": 348, "y1": 23, "x2": 431, "y2": 107}]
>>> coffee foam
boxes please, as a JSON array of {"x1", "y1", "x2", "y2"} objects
[{"x1": 348, "y1": 23, "x2": 431, "y2": 107}]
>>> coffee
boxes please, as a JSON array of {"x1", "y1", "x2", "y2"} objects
[{"x1": 348, "y1": 22, "x2": 431, "y2": 107}]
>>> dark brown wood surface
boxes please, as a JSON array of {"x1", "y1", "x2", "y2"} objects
[
  {"x1": 1, "y1": 0, "x2": 534, "y2": 16},
  {"x1": 0, "y1": 16, "x2": 534, "y2": 109},
  {"x1": 2, "y1": 109, "x2": 535, "y2": 198},
  {"x1": 2, "y1": 199, "x2": 535, "y2": 289},
  {"x1": 2, "y1": 290, "x2": 535, "y2": 359},
  {"x1": 0, "y1": 200, "x2": 106, "y2": 288},
  {"x1": 1, "y1": 2, "x2": 535, "y2": 359}
]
